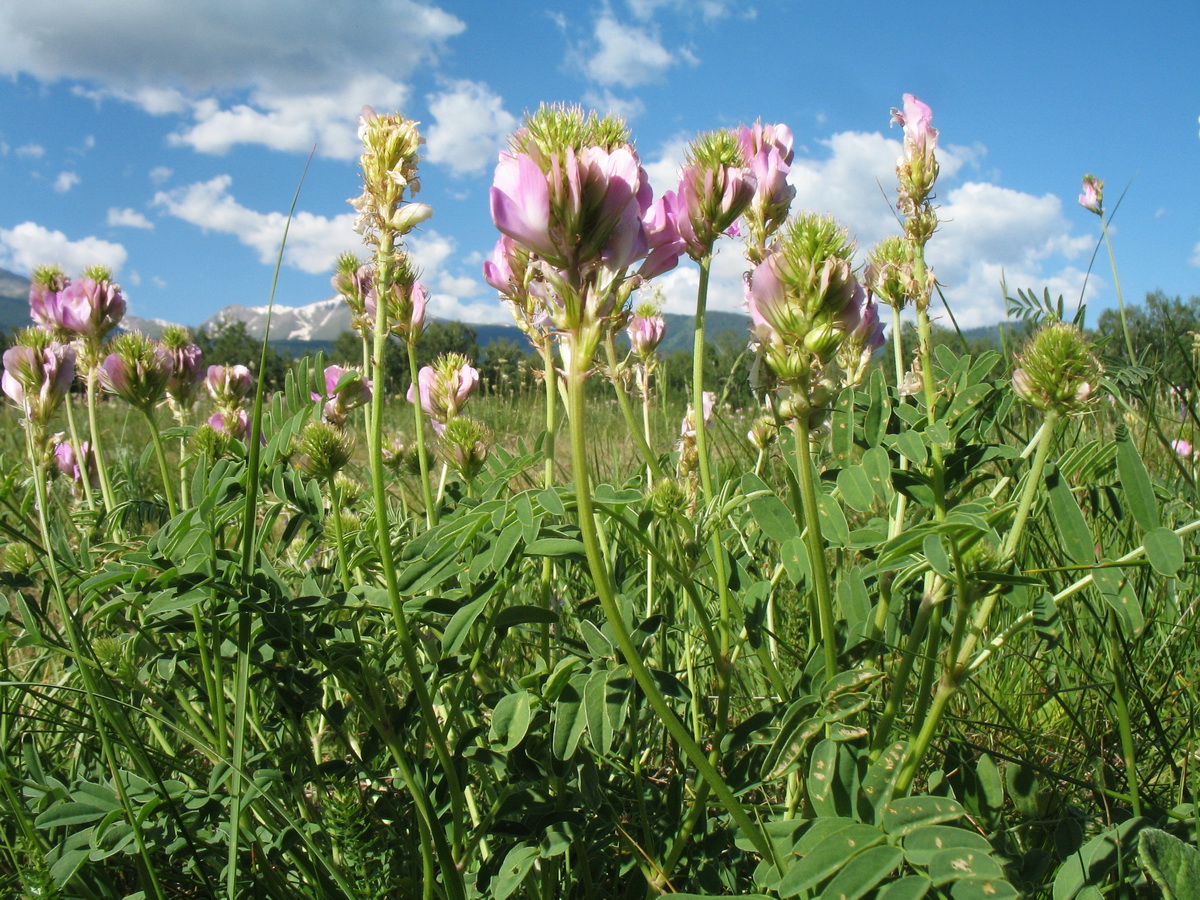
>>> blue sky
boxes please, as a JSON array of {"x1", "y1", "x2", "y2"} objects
[{"x1": 0, "y1": 0, "x2": 1197, "y2": 332}]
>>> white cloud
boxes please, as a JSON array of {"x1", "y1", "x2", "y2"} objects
[
  {"x1": 639, "y1": 129, "x2": 1090, "y2": 329},
  {"x1": 0, "y1": 2, "x2": 465, "y2": 157},
  {"x1": 107, "y1": 207, "x2": 154, "y2": 229},
  {"x1": 424, "y1": 80, "x2": 517, "y2": 176},
  {"x1": 152, "y1": 175, "x2": 359, "y2": 274},
  {"x1": 15, "y1": 143, "x2": 44, "y2": 159},
  {"x1": 52, "y1": 171, "x2": 80, "y2": 193},
  {"x1": 584, "y1": 16, "x2": 674, "y2": 88},
  {"x1": 581, "y1": 89, "x2": 646, "y2": 123},
  {"x1": 149, "y1": 166, "x2": 173, "y2": 185},
  {"x1": 407, "y1": 230, "x2": 512, "y2": 325},
  {"x1": 0, "y1": 221, "x2": 127, "y2": 276},
  {"x1": 1188, "y1": 242, "x2": 1200, "y2": 267},
  {"x1": 625, "y1": 0, "x2": 732, "y2": 22},
  {"x1": 0, "y1": 1, "x2": 463, "y2": 94},
  {"x1": 168, "y1": 75, "x2": 410, "y2": 159}
]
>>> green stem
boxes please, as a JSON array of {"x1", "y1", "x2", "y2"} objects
[
  {"x1": 1105, "y1": 607, "x2": 1142, "y2": 817},
  {"x1": 86, "y1": 368, "x2": 118, "y2": 514},
  {"x1": 603, "y1": 332, "x2": 663, "y2": 481},
  {"x1": 328, "y1": 476, "x2": 352, "y2": 593},
  {"x1": 1102, "y1": 219, "x2": 1136, "y2": 364},
  {"x1": 407, "y1": 338, "x2": 436, "y2": 527},
  {"x1": 894, "y1": 410, "x2": 1059, "y2": 793},
  {"x1": 27, "y1": 435, "x2": 166, "y2": 900},
  {"x1": 370, "y1": 234, "x2": 467, "y2": 881},
  {"x1": 62, "y1": 395, "x2": 97, "y2": 512},
  {"x1": 142, "y1": 407, "x2": 179, "y2": 519},
  {"x1": 795, "y1": 414, "x2": 838, "y2": 682},
  {"x1": 564, "y1": 342, "x2": 775, "y2": 865}
]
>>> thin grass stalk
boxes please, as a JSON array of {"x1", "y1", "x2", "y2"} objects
[
  {"x1": 142, "y1": 407, "x2": 178, "y2": 519},
  {"x1": 603, "y1": 331, "x2": 663, "y2": 481},
  {"x1": 62, "y1": 397, "x2": 97, "y2": 512},
  {"x1": 26, "y1": 434, "x2": 167, "y2": 899},
  {"x1": 85, "y1": 369, "x2": 118, "y2": 514},
  {"x1": 1105, "y1": 608, "x2": 1143, "y2": 817},
  {"x1": 406, "y1": 337, "x2": 436, "y2": 527}
]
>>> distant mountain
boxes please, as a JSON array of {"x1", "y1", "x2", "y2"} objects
[
  {"x1": 0, "y1": 268, "x2": 33, "y2": 331},
  {"x1": 200, "y1": 298, "x2": 351, "y2": 342}
]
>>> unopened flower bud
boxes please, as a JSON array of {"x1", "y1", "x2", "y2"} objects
[
  {"x1": 99, "y1": 333, "x2": 173, "y2": 410},
  {"x1": 294, "y1": 421, "x2": 355, "y2": 481},
  {"x1": 1011, "y1": 322, "x2": 1103, "y2": 413}
]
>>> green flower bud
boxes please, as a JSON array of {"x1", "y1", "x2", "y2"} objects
[{"x1": 1011, "y1": 322, "x2": 1102, "y2": 413}]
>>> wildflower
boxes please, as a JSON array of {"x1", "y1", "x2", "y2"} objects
[
  {"x1": 627, "y1": 307, "x2": 666, "y2": 359},
  {"x1": 28, "y1": 265, "x2": 70, "y2": 334},
  {"x1": 667, "y1": 129, "x2": 756, "y2": 260},
  {"x1": 50, "y1": 267, "x2": 126, "y2": 343},
  {"x1": 408, "y1": 353, "x2": 479, "y2": 433},
  {"x1": 1172, "y1": 439, "x2": 1194, "y2": 459},
  {"x1": 352, "y1": 107, "x2": 429, "y2": 239},
  {"x1": 208, "y1": 408, "x2": 249, "y2": 439},
  {"x1": 98, "y1": 332, "x2": 173, "y2": 411},
  {"x1": 865, "y1": 236, "x2": 911, "y2": 311},
  {"x1": 1011, "y1": 322, "x2": 1102, "y2": 413},
  {"x1": 439, "y1": 415, "x2": 492, "y2": 483},
  {"x1": 332, "y1": 253, "x2": 377, "y2": 337},
  {"x1": 747, "y1": 415, "x2": 777, "y2": 451},
  {"x1": 316, "y1": 365, "x2": 372, "y2": 427},
  {"x1": 890, "y1": 94, "x2": 940, "y2": 235},
  {"x1": 680, "y1": 391, "x2": 716, "y2": 439},
  {"x1": 2, "y1": 329, "x2": 77, "y2": 428},
  {"x1": 1078, "y1": 174, "x2": 1104, "y2": 216},
  {"x1": 294, "y1": 421, "x2": 355, "y2": 481},
  {"x1": 205, "y1": 364, "x2": 253, "y2": 406},
  {"x1": 161, "y1": 325, "x2": 205, "y2": 412},
  {"x1": 838, "y1": 297, "x2": 887, "y2": 387},
  {"x1": 737, "y1": 122, "x2": 795, "y2": 262},
  {"x1": 53, "y1": 435, "x2": 99, "y2": 489}
]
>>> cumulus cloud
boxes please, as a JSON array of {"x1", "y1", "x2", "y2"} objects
[
  {"x1": 407, "y1": 231, "x2": 511, "y2": 325},
  {"x1": 638, "y1": 129, "x2": 1091, "y2": 328},
  {"x1": 625, "y1": 0, "x2": 733, "y2": 22},
  {"x1": 107, "y1": 207, "x2": 154, "y2": 229},
  {"x1": 53, "y1": 171, "x2": 80, "y2": 193},
  {"x1": 0, "y1": 1, "x2": 464, "y2": 158},
  {"x1": 584, "y1": 16, "x2": 674, "y2": 87},
  {"x1": 152, "y1": 175, "x2": 359, "y2": 274},
  {"x1": 0, "y1": 222, "x2": 127, "y2": 275},
  {"x1": 168, "y1": 75, "x2": 410, "y2": 159},
  {"x1": 0, "y1": 1, "x2": 463, "y2": 94},
  {"x1": 581, "y1": 89, "x2": 646, "y2": 123},
  {"x1": 149, "y1": 166, "x2": 173, "y2": 185},
  {"x1": 425, "y1": 80, "x2": 517, "y2": 176},
  {"x1": 15, "y1": 143, "x2": 44, "y2": 159}
]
